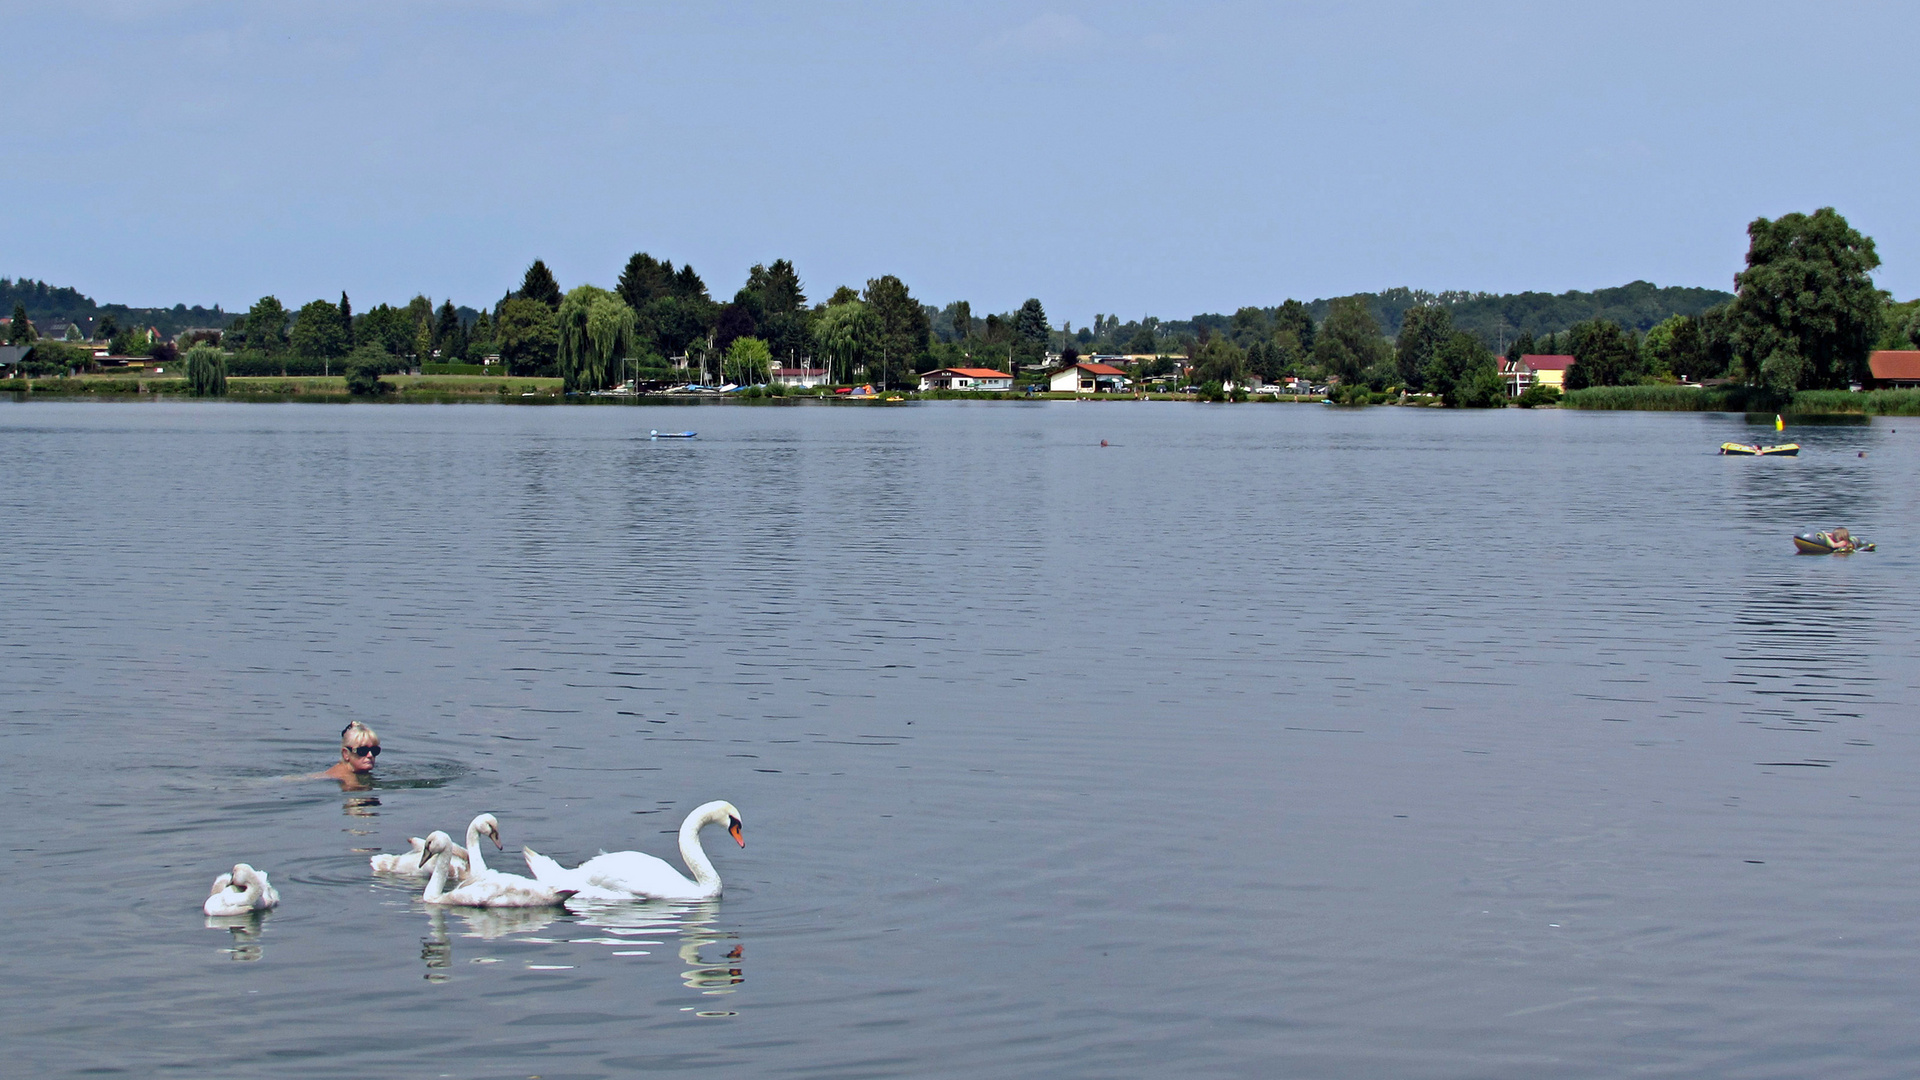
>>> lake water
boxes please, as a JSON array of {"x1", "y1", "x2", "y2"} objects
[{"x1": 2, "y1": 399, "x2": 1917, "y2": 1079}]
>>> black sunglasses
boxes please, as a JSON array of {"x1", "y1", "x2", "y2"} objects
[{"x1": 348, "y1": 745, "x2": 381, "y2": 758}]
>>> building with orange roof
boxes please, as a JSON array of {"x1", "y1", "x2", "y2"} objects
[
  {"x1": 917, "y1": 366, "x2": 1013, "y2": 392},
  {"x1": 1868, "y1": 350, "x2": 1920, "y2": 388}
]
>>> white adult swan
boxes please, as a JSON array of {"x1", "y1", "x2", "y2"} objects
[
  {"x1": 421, "y1": 829, "x2": 576, "y2": 908},
  {"x1": 204, "y1": 863, "x2": 281, "y2": 915},
  {"x1": 522, "y1": 800, "x2": 743, "y2": 902},
  {"x1": 370, "y1": 813, "x2": 497, "y2": 879}
]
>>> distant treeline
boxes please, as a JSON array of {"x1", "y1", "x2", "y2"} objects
[
  {"x1": 8, "y1": 206, "x2": 1913, "y2": 404},
  {"x1": 0, "y1": 277, "x2": 228, "y2": 338}
]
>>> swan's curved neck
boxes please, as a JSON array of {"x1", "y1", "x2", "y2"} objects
[
  {"x1": 235, "y1": 871, "x2": 261, "y2": 904},
  {"x1": 677, "y1": 812, "x2": 722, "y2": 894},
  {"x1": 465, "y1": 819, "x2": 490, "y2": 875},
  {"x1": 424, "y1": 848, "x2": 452, "y2": 902}
]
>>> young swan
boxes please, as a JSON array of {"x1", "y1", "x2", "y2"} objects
[
  {"x1": 370, "y1": 813, "x2": 497, "y2": 879},
  {"x1": 522, "y1": 800, "x2": 743, "y2": 902},
  {"x1": 421, "y1": 829, "x2": 575, "y2": 908},
  {"x1": 204, "y1": 863, "x2": 281, "y2": 916}
]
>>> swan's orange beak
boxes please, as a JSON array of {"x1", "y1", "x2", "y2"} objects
[{"x1": 728, "y1": 819, "x2": 744, "y2": 848}]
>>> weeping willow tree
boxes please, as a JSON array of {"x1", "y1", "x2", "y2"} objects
[
  {"x1": 184, "y1": 344, "x2": 227, "y2": 396},
  {"x1": 556, "y1": 286, "x2": 636, "y2": 392}
]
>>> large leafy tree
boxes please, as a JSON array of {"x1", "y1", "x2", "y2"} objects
[
  {"x1": 290, "y1": 299, "x2": 349, "y2": 360},
  {"x1": 813, "y1": 300, "x2": 880, "y2": 384},
  {"x1": 433, "y1": 301, "x2": 464, "y2": 359},
  {"x1": 1562, "y1": 319, "x2": 1641, "y2": 389},
  {"x1": 734, "y1": 260, "x2": 809, "y2": 367},
  {"x1": 556, "y1": 285, "x2": 636, "y2": 392},
  {"x1": 722, "y1": 336, "x2": 773, "y2": 385},
  {"x1": 495, "y1": 297, "x2": 559, "y2": 376},
  {"x1": 1191, "y1": 336, "x2": 1249, "y2": 388},
  {"x1": 1730, "y1": 207, "x2": 1882, "y2": 392},
  {"x1": 244, "y1": 296, "x2": 288, "y2": 354},
  {"x1": 1394, "y1": 305, "x2": 1453, "y2": 390},
  {"x1": 863, "y1": 276, "x2": 931, "y2": 387},
  {"x1": 1311, "y1": 297, "x2": 1391, "y2": 387},
  {"x1": 519, "y1": 260, "x2": 562, "y2": 310},
  {"x1": 617, "y1": 252, "x2": 715, "y2": 359},
  {"x1": 950, "y1": 300, "x2": 972, "y2": 341},
  {"x1": 184, "y1": 344, "x2": 227, "y2": 396},
  {"x1": 354, "y1": 304, "x2": 415, "y2": 356},
  {"x1": 1425, "y1": 331, "x2": 1505, "y2": 407},
  {"x1": 1274, "y1": 299, "x2": 1316, "y2": 355}
]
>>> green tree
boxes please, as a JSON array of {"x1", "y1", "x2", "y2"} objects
[
  {"x1": 556, "y1": 285, "x2": 636, "y2": 392},
  {"x1": 519, "y1": 260, "x2": 562, "y2": 309},
  {"x1": 951, "y1": 300, "x2": 973, "y2": 341},
  {"x1": 863, "y1": 275, "x2": 931, "y2": 388},
  {"x1": 339, "y1": 292, "x2": 353, "y2": 347},
  {"x1": 1312, "y1": 297, "x2": 1391, "y2": 387},
  {"x1": 1127, "y1": 324, "x2": 1157, "y2": 355},
  {"x1": 813, "y1": 301, "x2": 880, "y2": 384},
  {"x1": 617, "y1": 252, "x2": 677, "y2": 309},
  {"x1": 1395, "y1": 305, "x2": 1453, "y2": 390},
  {"x1": 184, "y1": 343, "x2": 227, "y2": 396},
  {"x1": 1562, "y1": 319, "x2": 1641, "y2": 389},
  {"x1": 7, "y1": 303, "x2": 32, "y2": 344},
  {"x1": 1227, "y1": 307, "x2": 1269, "y2": 347},
  {"x1": 343, "y1": 344, "x2": 394, "y2": 396},
  {"x1": 1275, "y1": 300, "x2": 1315, "y2": 354},
  {"x1": 722, "y1": 335, "x2": 773, "y2": 385},
  {"x1": 433, "y1": 301, "x2": 463, "y2": 359},
  {"x1": 290, "y1": 299, "x2": 349, "y2": 361},
  {"x1": 354, "y1": 304, "x2": 414, "y2": 355},
  {"x1": 1730, "y1": 207, "x2": 1882, "y2": 391},
  {"x1": 96, "y1": 314, "x2": 119, "y2": 342},
  {"x1": 1191, "y1": 336, "x2": 1249, "y2": 388},
  {"x1": 245, "y1": 296, "x2": 288, "y2": 354},
  {"x1": 1425, "y1": 331, "x2": 1505, "y2": 407},
  {"x1": 468, "y1": 310, "x2": 495, "y2": 360},
  {"x1": 1011, "y1": 298, "x2": 1050, "y2": 369},
  {"x1": 495, "y1": 297, "x2": 559, "y2": 376}
]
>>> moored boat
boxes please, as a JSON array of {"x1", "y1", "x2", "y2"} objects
[{"x1": 649, "y1": 430, "x2": 696, "y2": 439}]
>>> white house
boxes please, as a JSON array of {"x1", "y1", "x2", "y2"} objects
[
  {"x1": 918, "y1": 367, "x2": 1013, "y2": 392},
  {"x1": 770, "y1": 365, "x2": 833, "y2": 388},
  {"x1": 1049, "y1": 361, "x2": 1130, "y2": 394}
]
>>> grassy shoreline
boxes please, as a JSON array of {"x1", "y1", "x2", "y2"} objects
[
  {"x1": 10, "y1": 373, "x2": 1920, "y2": 417},
  {"x1": 1561, "y1": 384, "x2": 1920, "y2": 416}
]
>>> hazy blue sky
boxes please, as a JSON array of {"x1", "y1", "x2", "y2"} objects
[{"x1": 6, "y1": 1, "x2": 1915, "y2": 322}]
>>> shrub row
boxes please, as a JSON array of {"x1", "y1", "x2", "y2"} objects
[{"x1": 1789, "y1": 389, "x2": 1920, "y2": 416}]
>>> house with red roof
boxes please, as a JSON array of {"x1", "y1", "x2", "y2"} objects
[
  {"x1": 1868, "y1": 351, "x2": 1920, "y2": 388},
  {"x1": 1501, "y1": 354, "x2": 1574, "y2": 396},
  {"x1": 1048, "y1": 361, "x2": 1130, "y2": 394},
  {"x1": 917, "y1": 366, "x2": 1013, "y2": 392}
]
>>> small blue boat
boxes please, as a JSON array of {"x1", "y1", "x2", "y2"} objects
[{"x1": 649, "y1": 430, "x2": 696, "y2": 440}]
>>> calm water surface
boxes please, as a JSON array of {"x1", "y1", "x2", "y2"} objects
[{"x1": 2, "y1": 400, "x2": 1917, "y2": 1078}]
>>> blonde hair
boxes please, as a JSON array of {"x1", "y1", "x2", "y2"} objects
[{"x1": 340, "y1": 721, "x2": 380, "y2": 746}]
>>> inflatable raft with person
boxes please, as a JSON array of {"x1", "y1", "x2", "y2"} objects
[{"x1": 1794, "y1": 530, "x2": 1873, "y2": 554}]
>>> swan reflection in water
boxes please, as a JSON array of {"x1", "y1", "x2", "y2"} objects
[
  {"x1": 205, "y1": 911, "x2": 270, "y2": 962},
  {"x1": 419, "y1": 906, "x2": 562, "y2": 981},
  {"x1": 572, "y1": 899, "x2": 744, "y2": 994},
  {"x1": 414, "y1": 898, "x2": 745, "y2": 994}
]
